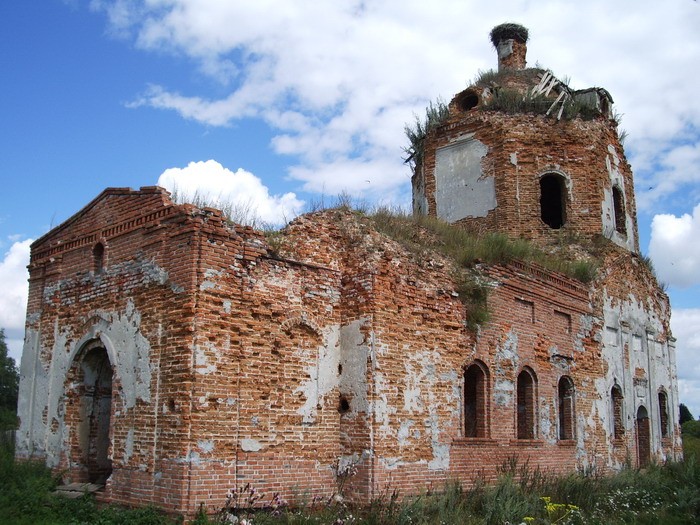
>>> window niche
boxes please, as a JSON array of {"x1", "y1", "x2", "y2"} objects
[
  {"x1": 612, "y1": 185, "x2": 626, "y2": 235},
  {"x1": 612, "y1": 384, "x2": 624, "y2": 440},
  {"x1": 558, "y1": 376, "x2": 575, "y2": 440},
  {"x1": 658, "y1": 390, "x2": 669, "y2": 438},
  {"x1": 93, "y1": 243, "x2": 105, "y2": 274},
  {"x1": 464, "y1": 361, "x2": 489, "y2": 438},
  {"x1": 516, "y1": 367, "x2": 537, "y2": 439},
  {"x1": 539, "y1": 173, "x2": 567, "y2": 229}
]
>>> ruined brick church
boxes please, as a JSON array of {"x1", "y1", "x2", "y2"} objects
[{"x1": 16, "y1": 24, "x2": 681, "y2": 516}]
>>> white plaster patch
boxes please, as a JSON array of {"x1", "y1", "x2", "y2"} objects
[
  {"x1": 339, "y1": 319, "x2": 370, "y2": 414},
  {"x1": 435, "y1": 138, "x2": 495, "y2": 221},
  {"x1": 398, "y1": 419, "x2": 415, "y2": 447},
  {"x1": 295, "y1": 324, "x2": 341, "y2": 424},
  {"x1": 198, "y1": 439, "x2": 215, "y2": 453},
  {"x1": 124, "y1": 428, "x2": 134, "y2": 464},
  {"x1": 200, "y1": 268, "x2": 223, "y2": 290},
  {"x1": 241, "y1": 438, "x2": 262, "y2": 452},
  {"x1": 194, "y1": 342, "x2": 218, "y2": 375}
]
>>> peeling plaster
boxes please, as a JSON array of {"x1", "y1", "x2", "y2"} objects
[
  {"x1": 339, "y1": 319, "x2": 370, "y2": 414},
  {"x1": 493, "y1": 330, "x2": 519, "y2": 406},
  {"x1": 194, "y1": 342, "x2": 218, "y2": 375},
  {"x1": 124, "y1": 428, "x2": 134, "y2": 464},
  {"x1": 241, "y1": 438, "x2": 262, "y2": 452},
  {"x1": 435, "y1": 138, "x2": 495, "y2": 221},
  {"x1": 295, "y1": 324, "x2": 341, "y2": 424},
  {"x1": 200, "y1": 268, "x2": 224, "y2": 290},
  {"x1": 198, "y1": 439, "x2": 215, "y2": 453},
  {"x1": 16, "y1": 298, "x2": 152, "y2": 466}
]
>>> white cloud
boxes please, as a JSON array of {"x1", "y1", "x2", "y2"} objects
[
  {"x1": 672, "y1": 308, "x2": 700, "y2": 419},
  {"x1": 649, "y1": 203, "x2": 700, "y2": 288},
  {"x1": 0, "y1": 238, "x2": 32, "y2": 364},
  {"x1": 90, "y1": 0, "x2": 700, "y2": 207},
  {"x1": 157, "y1": 159, "x2": 304, "y2": 226}
]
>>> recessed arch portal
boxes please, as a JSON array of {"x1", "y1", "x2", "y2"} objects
[{"x1": 65, "y1": 342, "x2": 114, "y2": 484}]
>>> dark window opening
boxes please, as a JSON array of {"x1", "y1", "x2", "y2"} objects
[
  {"x1": 658, "y1": 391, "x2": 669, "y2": 438},
  {"x1": 613, "y1": 186, "x2": 626, "y2": 234},
  {"x1": 612, "y1": 385, "x2": 624, "y2": 439},
  {"x1": 539, "y1": 174, "x2": 566, "y2": 229},
  {"x1": 558, "y1": 376, "x2": 575, "y2": 440},
  {"x1": 338, "y1": 395, "x2": 350, "y2": 414},
  {"x1": 93, "y1": 243, "x2": 104, "y2": 274},
  {"x1": 457, "y1": 90, "x2": 480, "y2": 111},
  {"x1": 517, "y1": 368, "x2": 536, "y2": 439},
  {"x1": 464, "y1": 362, "x2": 488, "y2": 437}
]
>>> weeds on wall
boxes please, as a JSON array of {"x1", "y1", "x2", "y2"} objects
[
  {"x1": 170, "y1": 187, "x2": 274, "y2": 230},
  {"x1": 480, "y1": 86, "x2": 601, "y2": 121},
  {"x1": 402, "y1": 99, "x2": 450, "y2": 169},
  {"x1": 368, "y1": 208, "x2": 598, "y2": 281},
  {"x1": 367, "y1": 208, "x2": 598, "y2": 329}
]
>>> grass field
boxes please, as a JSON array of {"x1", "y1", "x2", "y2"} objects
[{"x1": 1, "y1": 439, "x2": 699, "y2": 525}]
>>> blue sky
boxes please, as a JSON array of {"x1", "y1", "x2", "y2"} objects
[{"x1": 1, "y1": 1, "x2": 699, "y2": 415}]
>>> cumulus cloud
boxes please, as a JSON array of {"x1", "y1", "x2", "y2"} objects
[
  {"x1": 672, "y1": 308, "x2": 700, "y2": 419},
  {"x1": 157, "y1": 160, "x2": 304, "y2": 226},
  {"x1": 0, "y1": 238, "x2": 32, "y2": 364},
  {"x1": 649, "y1": 204, "x2": 700, "y2": 287},
  {"x1": 90, "y1": 0, "x2": 700, "y2": 207}
]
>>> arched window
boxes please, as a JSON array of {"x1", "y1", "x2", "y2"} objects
[
  {"x1": 636, "y1": 405, "x2": 651, "y2": 467},
  {"x1": 464, "y1": 361, "x2": 489, "y2": 438},
  {"x1": 517, "y1": 367, "x2": 537, "y2": 439},
  {"x1": 558, "y1": 376, "x2": 575, "y2": 440},
  {"x1": 658, "y1": 390, "x2": 669, "y2": 438},
  {"x1": 612, "y1": 186, "x2": 626, "y2": 235},
  {"x1": 612, "y1": 384, "x2": 624, "y2": 440},
  {"x1": 539, "y1": 173, "x2": 567, "y2": 229},
  {"x1": 93, "y1": 243, "x2": 105, "y2": 274}
]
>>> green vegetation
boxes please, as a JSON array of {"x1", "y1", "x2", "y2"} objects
[
  {"x1": 683, "y1": 417, "x2": 700, "y2": 460},
  {"x1": 0, "y1": 329, "x2": 19, "y2": 432},
  {"x1": 367, "y1": 208, "x2": 598, "y2": 279},
  {"x1": 480, "y1": 87, "x2": 601, "y2": 121},
  {"x1": 402, "y1": 99, "x2": 450, "y2": 168},
  {"x1": 680, "y1": 404, "x2": 695, "y2": 425},
  {"x1": 2, "y1": 435, "x2": 700, "y2": 524},
  {"x1": 366, "y1": 208, "x2": 597, "y2": 329},
  {"x1": 0, "y1": 444, "x2": 177, "y2": 524}
]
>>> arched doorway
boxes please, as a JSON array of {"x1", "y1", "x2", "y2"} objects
[
  {"x1": 636, "y1": 405, "x2": 651, "y2": 468},
  {"x1": 67, "y1": 344, "x2": 114, "y2": 484}
]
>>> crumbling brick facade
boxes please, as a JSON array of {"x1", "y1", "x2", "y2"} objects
[{"x1": 16, "y1": 24, "x2": 681, "y2": 518}]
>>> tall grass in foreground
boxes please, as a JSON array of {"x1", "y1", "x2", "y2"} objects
[
  {"x1": 195, "y1": 457, "x2": 699, "y2": 525},
  {"x1": 2, "y1": 440, "x2": 699, "y2": 524},
  {"x1": 0, "y1": 443, "x2": 176, "y2": 524}
]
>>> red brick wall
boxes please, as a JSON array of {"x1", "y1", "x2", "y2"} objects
[{"x1": 18, "y1": 191, "x2": 681, "y2": 519}]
